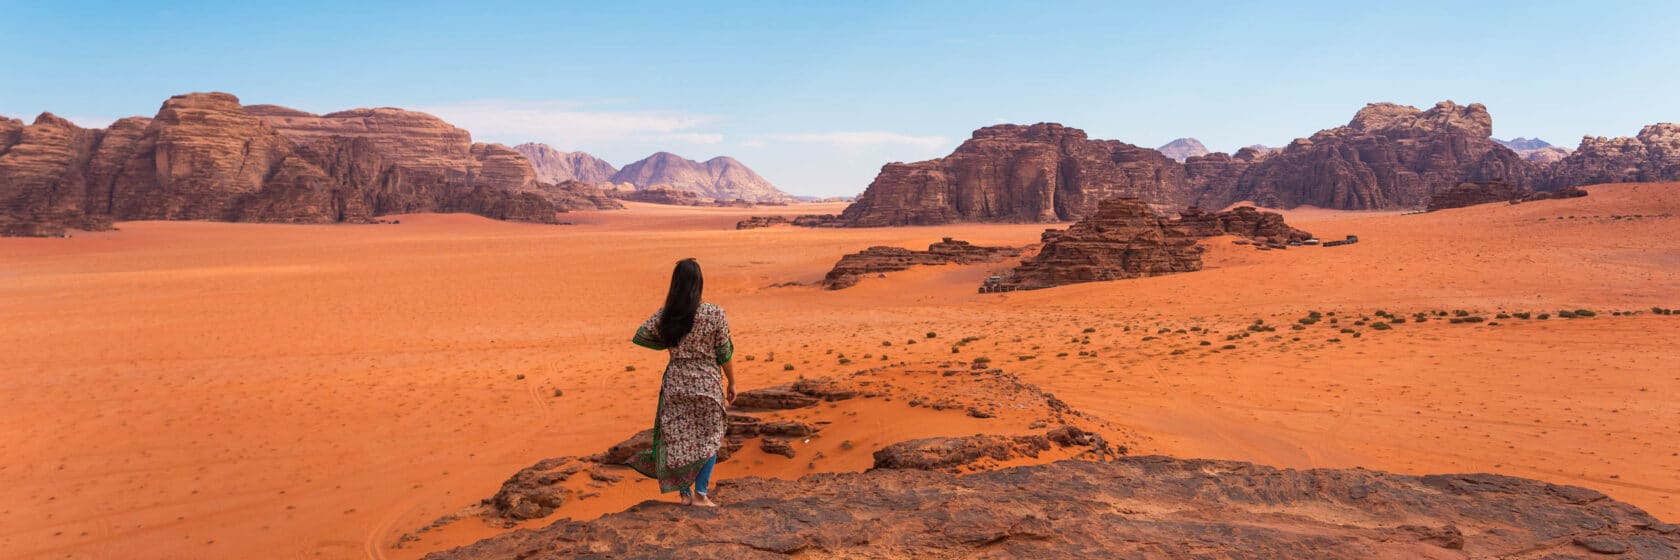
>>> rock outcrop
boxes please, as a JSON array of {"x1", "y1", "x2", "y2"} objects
[
  {"x1": 1223, "y1": 101, "x2": 1534, "y2": 210},
  {"x1": 1156, "y1": 137, "x2": 1209, "y2": 162},
  {"x1": 822, "y1": 238, "x2": 1022, "y2": 289},
  {"x1": 608, "y1": 185, "x2": 707, "y2": 206},
  {"x1": 1174, "y1": 205, "x2": 1314, "y2": 245},
  {"x1": 838, "y1": 123, "x2": 1195, "y2": 226},
  {"x1": 1000, "y1": 198, "x2": 1205, "y2": 290},
  {"x1": 1425, "y1": 181, "x2": 1589, "y2": 212},
  {"x1": 1542, "y1": 124, "x2": 1680, "y2": 189},
  {"x1": 533, "y1": 180, "x2": 622, "y2": 211},
  {"x1": 0, "y1": 92, "x2": 574, "y2": 236},
  {"x1": 428, "y1": 456, "x2": 1679, "y2": 560},
  {"x1": 610, "y1": 152, "x2": 791, "y2": 203},
  {"x1": 734, "y1": 215, "x2": 790, "y2": 229},
  {"x1": 512, "y1": 143, "x2": 617, "y2": 184}
]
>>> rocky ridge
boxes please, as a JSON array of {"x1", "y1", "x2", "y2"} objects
[
  {"x1": 822, "y1": 238, "x2": 1022, "y2": 289},
  {"x1": 512, "y1": 143, "x2": 618, "y2": 184},
  {"x1": 837, "y1": 123, "x2": 1195, "y2": 226},
  {"x1": 0, "y1": 92, "x2": 625, "y2": 236},
  {"x1": 1542, "y1": 124, "x2": 1680, "y2": 189},
  {"x1": 610, "y1": 152, "x2": 792, "y2": 203},
  {"x1": 1000, "y1": 197, "x2": 1206, "y2": 289},
  {"x1": 1425, "y1": 181, "x2": 1589, "y2": 212}
]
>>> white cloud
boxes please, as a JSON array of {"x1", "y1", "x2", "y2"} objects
[
  {"x1": 766, "y1": 131, "x2": 949, "y2": 150},
  {"x1": 415, "y1": 99, "x2": 721, "y2": 148}
]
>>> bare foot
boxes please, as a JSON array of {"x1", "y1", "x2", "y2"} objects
[
  {"x1": 678, "y1": 491, "x2": 693, "y2": 506},
  {"x1": 691, "y1": 493, "x2": 719, "y2": 507}
]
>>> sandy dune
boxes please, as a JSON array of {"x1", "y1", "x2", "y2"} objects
[{"x1": 2, "y1": 186, "x2": 1677, "y2": 559}]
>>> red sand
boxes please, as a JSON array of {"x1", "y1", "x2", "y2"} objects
[{"x1": 2, "y1": 185, "x2": 1677, "y2": 559}]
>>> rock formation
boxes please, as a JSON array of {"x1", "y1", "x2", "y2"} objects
[
  {"x1": 610, "y1": 152, "x2": 791, "y2": 203},
  {"x1": 1223, "y1": 101, "x2": 1534, "y2": 210},
  {"x1": 734, "y1": 215, "x2": 790, "y2": 229},
  {"x1": 608, "y1": 185, "x2": 707, "y2": 206},
  {"x1": 428, "y1": 457, "x2": 1678, "y2": 559},
  {"x1": 1425, "y1": 181, "x2": 1589, "y2": 212},
  {"x1": 512, "y1": 143, "x2": 617, "y2": 184},
  {"x1": 0, "y1": 92, "x2": 592, "y2": 236},
  {"x1": 838, "y1": 123, "x2": 1195, "y2": 226},
  {"x1": 533, "y1": 180, "x2": 622, "y2": 211},
  {"x1": 1000, "y1": 198, "x2": 1205, "y2": 290},
  {"x1": 1173, "y1": 205, "x2": 1314, "y2": 245},
  {"x1": 1541, "y1": 124, "x2": 1680, "y2": 189},
  {"x1": 1156, "y1": 137, "x2": 1209, "y2": 162},
  {"x1": 822, "y1": 238, "x2": 1022, "y2": 289}
]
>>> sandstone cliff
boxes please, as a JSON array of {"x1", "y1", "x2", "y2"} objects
[
  {"x1": 610, "y1": 152, "x2": 791, "y2": 203},
  {"x1": 838, "y1": 123, "x2": 1194, "y2": 226},
  {"x1": 1542, "y1": 124, "x2": 1680, "y2": 189},
  {"x1": 0, "y1": 92, "x2": 607, "y2": 236},
  {"x1": 512, "y1": 143, "x2": 617, "y2": 184},
  {"x1": 1221, "y1": 101, "x2": 1534, "y2": 210},
  {"x1": 1002, "y1": 197, "x2": 1205, "y2": 289}
]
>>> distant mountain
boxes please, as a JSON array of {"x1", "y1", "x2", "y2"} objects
[
  {"x1": 513, "y1": 143, "x2": 618, "y2": 184},
  {"x1": 610, "y1": 152, "x2": 791, "y2": 203},
  {"x1": 1157, "y1": 138, "x2": 1210, "y2": 162},
  {"x1": 1495, "y1": 137, "x2": 1554, "y2": 151},
  {"x1": 1243, "y1": 144, "x2": 1278, "y2": 155}
]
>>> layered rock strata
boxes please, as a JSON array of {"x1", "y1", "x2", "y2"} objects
[
  {"x1": 838, "y1": 123, "x2": 1194, "y2": 226},
  {"x1": 1001, "y1": 198, "x2": 1205, "y2": 289},
  {"x1": 0, "y1": 92, "x2": 616, "y2": 236}
]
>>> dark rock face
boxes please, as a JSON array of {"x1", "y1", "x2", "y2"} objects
[
  {"x1": 1226, "y1": 101, "x2": 1534, "y2": 210},
  {"x1": 822, "y1": 238, "x2": 1022, "y2": 289},
  {"x1": 1542, "y1": 124, "x2": 1680, "y2": 189},
  {"x1": 1, "y1": 92, "x2": 566, "y2": 236},
  {"x1": 839, "y1": 123, "x2": 1195, "y2": 226},
  {"x1": 1426, "y1": 181, "x2": 1591, "y2": 212},
  {"x1": 1002, "y1": 198, "x2": 1205, "y2": 290},
  {"x1": 427, "y1": 457, "x2": 1679, "y2": 560},
  {"x1": 734, "y1": 215, "x2": 790, "y2": 229}
]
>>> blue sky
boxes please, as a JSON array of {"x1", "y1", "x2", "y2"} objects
[{"x1": 3, "y1": 1, "x2": 1677, "y2": 197}]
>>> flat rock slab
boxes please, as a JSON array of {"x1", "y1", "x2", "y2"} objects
[{"x1": 426, "y1": 456, "x2": 1678, "y2": 559}]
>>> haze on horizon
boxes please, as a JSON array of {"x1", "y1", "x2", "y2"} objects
[{"x1": 2, "y1": 0, "x2": 1676, "y2": 197}]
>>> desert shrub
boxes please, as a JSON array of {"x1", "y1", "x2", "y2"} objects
[
  {"x1": 1513, "y1": 312, "x2": 1531, "y2": 319},
  {"x1": 1574, "y1": 309, "x2": 1596, "y2": 317},
  {"x1": 1340, "y1": 328, "x2": 1356, "y2": 334},
  {"x1": 974, "y1": 357, "x2": 992, "y2": 365},
  {"x1": 1390, "y1": 316, "x2": 1406, "y2": 324},
  {"x1": 1170, "y1": 349, "x2": 1186, "y2": 355},
  {"x1": 1200, "y1": 340, "x2": 1211, "y2": 346},
  {"x1": 1157, "y1": 328, "x2": 1171, "y2": 334},
  {"x1": 1353, "y1": 320, "x2": 1366, "y2": 326},
  {"x1": 1056, "y1": 352, "x2": 1069, "y2": 357},
  {"x1": 882, "y1": 340, "x2": 892, "y2": 347},
  {"x1": 1082, "y1": 327, "x2": 1097, "y2": 333},
  {"x1": 926, "y1": 331, "x2": 938, "y2": 338},
  {"x1": 1538, "y1": 313, "x2": 1551, "y2": 320},
  {"x1": 1221, "y1": 344, "x2": 1237, "y2": 350},
  {"x1": 1449, "y1": 318, "x2": 1465, "y2": 324},
  {"x1": 1558, "y1": 310, "x2": 1577, "y2": 319},
  {"x1": 516, "y1": 374, "x2": 527, "y2": 380},
  {"x1": 1463, "y1": 316, "x2": 1485, "y2": 323},
  {"x1": 1371, "y1": 322, "x2": 1391, "y2": 330},
  {"x1": 1142, "y1": 336, "x2": 1159, "y2": 341},
  {"x1": 838, "y1": 357, "x2": 852, "y2": 365},
  {"x1": 1327, "y1": 338, "x2": 1342, "y2": 343},
  {"x1": 1454, "y1": 310, "x2": 1470, "y2": 317},
  {"x1": 1496, "y1": 313, "x2": 1510, "y2": 319},
  {"x1": 1018, "y1": 355, "x2": 1036, "y2": 361},
  {"x1": 553, "y1": 388, "x2": 563, "y2": 397},
  {"x1": 784, "y1": 363, "x2": 795, "y2": 371},
  {"x1": 1291, "y1": 324, "x2": 1306, "y2": 330}
]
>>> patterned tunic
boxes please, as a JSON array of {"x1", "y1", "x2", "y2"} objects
[{"x1": 626, "y1": 303, "x2": 734, "y2": 492}]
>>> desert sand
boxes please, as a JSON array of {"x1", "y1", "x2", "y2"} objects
[{"x1": 2, "y1": 185, "x2": 1678, "y2": 559}]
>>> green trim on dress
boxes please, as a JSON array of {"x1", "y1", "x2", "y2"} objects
[{"x1": 632, "y1": 326, "x2": 666, "y2": 350}]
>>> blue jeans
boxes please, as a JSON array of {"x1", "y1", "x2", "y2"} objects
[{"x1": 685, "y1": 455, "x2": 717, "y2": 495}]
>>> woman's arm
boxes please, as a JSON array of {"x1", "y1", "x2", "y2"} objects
[{"x1": 721, "y1": 360, "x2": 736, "y2": 404}]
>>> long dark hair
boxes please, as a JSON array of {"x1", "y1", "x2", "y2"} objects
[{"x1": 658, "y1": 258, "x2": 704, "y2": 347}]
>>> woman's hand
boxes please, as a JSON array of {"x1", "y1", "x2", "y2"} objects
[{"x1": 726, "y1": 382, "x2": 736, "y2": 404}]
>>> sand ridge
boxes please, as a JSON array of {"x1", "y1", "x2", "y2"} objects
[{"x1": 1, "y1": 184, "x2": 1677, "y2": 559}]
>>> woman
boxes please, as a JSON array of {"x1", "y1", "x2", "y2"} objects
[{"x1": 627, "y1": 258, "x2": 736, "y2": 507}]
